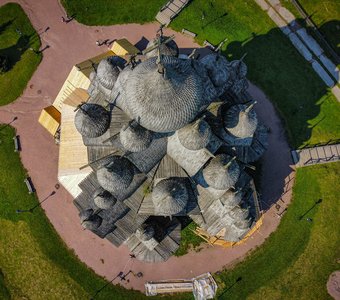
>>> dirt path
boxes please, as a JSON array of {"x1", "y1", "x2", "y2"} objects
[{"x1": 0, "y1": 0, "x2": 295, "y2": 292}]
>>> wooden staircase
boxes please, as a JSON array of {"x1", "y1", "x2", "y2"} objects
[{"x1": 156, "y1": 0, "x2": 190, "y2": 26}]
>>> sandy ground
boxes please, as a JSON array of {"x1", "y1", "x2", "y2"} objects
[{"x1": 0, "y1": 0, "x2": 295, "y2": 292}]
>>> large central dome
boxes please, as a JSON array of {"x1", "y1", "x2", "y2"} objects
[{"x1": 124, "y1": 56, "x2": 205, "y2": 132}]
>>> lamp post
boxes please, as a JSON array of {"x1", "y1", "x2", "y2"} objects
[{"x1": 16, "y1": 191, "x2": 56, "y2": 214}]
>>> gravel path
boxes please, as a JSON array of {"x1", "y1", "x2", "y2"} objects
[{"x1": 0, "y1": 0, "x2": 295, "y2": 291}]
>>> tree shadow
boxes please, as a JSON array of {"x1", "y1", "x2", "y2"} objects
[
  {"x1": 318, "y1": 19, "x2": 340, "y2": 58},
  {"x1": 0, "y1": 33, "x2": 32, "y2": 71},
  {"x1": 0, "y1": 19, "x2": 14, "y2": 35}
]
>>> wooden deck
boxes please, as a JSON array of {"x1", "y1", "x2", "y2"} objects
[
  {"x1": 291, "y1": 143, "x2": 340, "y2": 167},
  {"x1": 156, "y1": 0, "x2": 190, "y2": 26}
]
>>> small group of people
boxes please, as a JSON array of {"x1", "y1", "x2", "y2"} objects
[
  {"x1": 95, "y1": 39, "x2": 111, "y2": 47},
  {"x1": 61, "y1": 15, "x2": 74, "y2": 23}
]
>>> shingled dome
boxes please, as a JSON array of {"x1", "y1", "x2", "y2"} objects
[
  {"x1": 203, "y1": 154, "x2": 240, "y2": 190},
  {"x1": 93, "y1": 189, "x2": 117, "y2": 209},
  {"x1": 145, "y1": 35, "x2": 179, "y2": 58},
  {"x1": 200, "y1": 53, "x2": 230, "y2": 88},
  {"x1": 79, "y1": 209, "x2": 102, "y2": 230},
  {"x1": 74, "y1": 103, "x2": 110, "y2": 138},
  {"x1": 224, "y1": 103, "x2": 258, "y2": 138},
  {"x1": 120, "y1": 121, "x2": 152, "y2": 152},
  {"x1": 96, "y1": 56, "x2": 126, "y2": 90},
  {"x1": 177, "y1": 118, "x2": 212, "y2": 150},
  {"x1": 97, "y1": 156, "x2": 134, "y2": 193},
  {"x1": 136, "y1": 224, "x2": 155, "y2": 241},
  {"x1": 152, "y1": 178, "x2": 188, "y2": 215},
  {"x1": 230, "y1": 59, "x2": 247, "y2": 78},
  {"x1": 124, "y1": 56, "x2": 205, "y2": 132},
  {"x1": 219, "y1": 190, "x2": 242, "y2": 208}
]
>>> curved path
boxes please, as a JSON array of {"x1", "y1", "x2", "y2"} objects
[{"x1": 0, "y1": 0, "x2": 295, "y2": 292}]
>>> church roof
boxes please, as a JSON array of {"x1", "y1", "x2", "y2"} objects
[
  {"x1": 203, "y1": 154, "x2": 240, "y2": 190},
  {"x1": 74, "y1": 103, "x2": 110, "y2": 138},
  {"x1": 124, "y1": 56, "x2": 205, "y2": 132}
]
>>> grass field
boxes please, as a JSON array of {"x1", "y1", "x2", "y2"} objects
[
  {"x1": 170, "y1": 0, "x2": 340, "y2": 148},
  {"x1": 216, "y1": 162, "x2": 340, "y2": 299},
  {"x1": 0, "y1": 126, "x2": 191, "y2": 300},
  {"x1": 0, "y1": 3, "x2": 41, "y2": 106},
  {"x1": 61, "y1": 0, "x2": 165, "y2": 25}
]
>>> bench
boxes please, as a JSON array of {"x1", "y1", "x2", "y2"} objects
[
  {"x1": 13, "y1": 135, "x2": 20, "y2": 152},
  {"x1": 203, "y1": 40, "x2": 215, "y2": 50},
  {"x1": 24, "y1": 177, "x2": 35, "y2": 194},
  {"x1": 181, "y1": 28, "x2": 196, "y2": 37}
]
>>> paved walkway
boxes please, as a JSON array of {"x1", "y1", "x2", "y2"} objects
[
  {"x1": 292, "y1": 144, "x2": 340, "y2": 167},
  {"x1": 0, "y1": 0, "x2": 295, "y2": 292},
  {"x1": 255, "y1": 0, "x2": 340, "y2": 102}
]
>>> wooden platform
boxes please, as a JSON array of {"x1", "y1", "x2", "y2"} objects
[
  {"x1": 156, "y1": 0, "x2": 190, "y2": 26},
  {"x1": 291, "y1": 144, "x2": 340, "y2": 167}
]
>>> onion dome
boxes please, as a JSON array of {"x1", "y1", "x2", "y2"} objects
[
  {"x1": 200, "y1": 53, "x2": 231, "y2": 88},
  {"x1": 177, "y1": 118, "x2": 212, "y2": 150},
  {"x1": 203, "y1": 154, "x2": 240, "y2": 190},
  {"x1": 219, "y1": 190, "x2": 242, "y2": 208},
  {"x1": 96, "y1": 56, "x2": 126, "y2": 90},
  {"x1": 145, "y1": 35, "x2": 179, "y2": 58},
  {"x1": 230, "y1": 59, "x2": 247, "y2": 78},
  {"x1": 93, "y1": 189, "x2": 117, "y2": 209},
  {"x1": 224, "y1": 102, "x2": 258, "y2": 138},
  {"x1": 97, "y1": 156, "x2": 134, "y2": 194},
  {"x1": 124, "y1": 56, "x2": 205, "y2": 132},
  {"x1": 152, "y1": 178, "x2": 188, "y2": 215},
  {"x1": 74, "y1": 103, "x2": 110, "y2": 138},
  {"x1": 79, "y1": 209, "x2": 102, "y2": 230},
  {"x1": 136, "y1": 224, "x2": 155, "y2": 241},
  {"x1": 120, "y1": 121, "x2": 152, "y2": 152}
]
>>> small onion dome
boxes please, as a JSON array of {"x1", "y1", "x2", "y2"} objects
[
  {"x1": 203, "y1": 154, "x2": 240, "y2": 190},
  {"x1": 230, "y1": 59, "x2": 247, "y2": 78},
  {"x1": 97, "y1": 156, "x2": 134, "y2": 193},
  {"x1": 145, "y1": 36, "x2": 179, "y2": 58},
  {"x1": 96, "y1": 56, "x2": 126, "y2": 90},
  {"x1": 152, "y1": 178, "x2": 188, "y2": 215},
  {"x1": 74, "y1": 103, "x2": 110, "y2": 138},
  {"x1": 219, "y1": 190, "x2": 242, "y2": 208},
  {"x1": 136, "y1": 224, "x2": 155, "y2": 241},
  {"x1": 125, "y1": 56, "x2": 205, "y2": 132},
  {"x1": 79, "y1": 209, "x2": 102, "y2": 230},
  {"x1": 93, "y1": 189, "x2": 117, "y2": 209},
  {"x1": 200, "y1": 53, "x2": 230, "y2": 88},
  {"x1": 224, "y1": 103, "x2": 258, "y2": 138},
  {"x1": 120, "y1": 121, "x2": 152, "y2": 152},
  {"x1": 177, "y1": 118, "x2": 212, "y2": 150}
]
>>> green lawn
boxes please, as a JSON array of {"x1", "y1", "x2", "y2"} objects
[
  {"x1": 61, "y1": 0, "x2": 166, "y2": 25},
  {"x1": 215, "y1": 162, "x2": 340, "y2": 299},
  {"x1": 0, "y1": 3, "x2": 42, "y2": 106},
  {"x1": 0, "y1": 126, "x2": 192, "y2": 300},
  {"x1": 170, "y1": 0, "x2": 340, "y2": 148}
]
